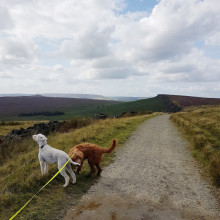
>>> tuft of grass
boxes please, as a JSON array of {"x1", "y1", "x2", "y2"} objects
[
  {"x1": 170, "y1": 105, "x2": 220, "y2": 186},
  {"x1": 0, "y1": 113, "x2": 158, "y2": 220},
  {"x1": 0, "y1": 138, "x2": 37, "y2": 166}
]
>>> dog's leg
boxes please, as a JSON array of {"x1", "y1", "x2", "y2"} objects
[
  {"x1": 95, "y1": 163, "x2": 102, "y2": 176},
  {"x1": 86, "y1": 161, "x2": 96, "y2": 178},
  {"x1": 76, "y1": 161, "x2": 83, "y2": 175},
  {"x1": 58, "y1": 162, "x2": 70, "y2": 187},
  {"x1": 44, "y1": 163, "x2": 48, "y2": 174},
  {"x1": 66, "y1": 163, "x2": 76, "y2": 184},
  {"x1": 40, "y1": 160, "x2": 45, "y2": 175}
]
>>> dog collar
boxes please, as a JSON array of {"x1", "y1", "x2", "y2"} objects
[{"x1": 40, "y1": 144, "x2": 45, "y2": 149}]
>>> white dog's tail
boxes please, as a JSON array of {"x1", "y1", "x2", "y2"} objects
[
  {"x1": 69, "y1": 158, "x2": 80, "y2": 166},
  {"x1": 65, "y1": 154, "x2": 80, "y2": 166}
]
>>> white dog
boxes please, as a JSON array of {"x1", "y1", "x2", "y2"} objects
[{"x1": 32, "y1": 134, "x2": 80, "y2": 187}]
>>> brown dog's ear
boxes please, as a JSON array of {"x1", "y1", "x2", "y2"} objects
[{"x1": 70, "y1": 149, "x2": 77, "y2": 158}]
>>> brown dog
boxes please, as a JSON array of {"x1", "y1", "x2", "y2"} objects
[{"x1": 69, "y1": 139, "x2": 116, "y2": 177}]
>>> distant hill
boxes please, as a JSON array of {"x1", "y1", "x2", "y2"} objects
[
  {"x1": 108, "y1": 96, "x2": 148, "y2": 101},
  {"x1": 167, "y1": 94, "x2": 220, "y2": 108},
  {"x1": 0, "y1": 96, "x2": 119, "y2": 120},
  {"x1": 0, "y1": 93, "x2": 147, "y2": 102},
  {"x1": 0, "y1": 94, "x2": 219, "y2": 121},
  {"x1": 93, "y1": 96, "x2": 167, "y2": 116},
  {"x1": 42, "y1": 93, "x2": 110, "y2": 100},
  {"x1": 155, "y1": 94, "x2": 220, "y2": 112},
  {"x1": 87, "y1": 94, "x2": 220, "y2": 116}
]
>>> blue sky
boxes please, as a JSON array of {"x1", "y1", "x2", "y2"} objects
[
  {"x1": 0, "y1": 0, "x2": 220, "y2": 98},
  {"x1": 125, "y1": 0, "x2": 157, "y2": 12}
]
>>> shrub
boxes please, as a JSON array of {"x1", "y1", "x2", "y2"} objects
[{"x1": 58, "y1": 117, "x2": 94, "y2": 133}]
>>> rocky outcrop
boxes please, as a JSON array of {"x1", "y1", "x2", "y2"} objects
[
  {"x1": 157, "y1": 94, "x2": 182, "y2": 113},
  {"x1": 0, "y1": 120, "x2": 64, "y2": 145}
]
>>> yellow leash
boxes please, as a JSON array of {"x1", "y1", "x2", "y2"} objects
[{"x1": 9, "y1": 156, "x2": 74, "y2": 220}]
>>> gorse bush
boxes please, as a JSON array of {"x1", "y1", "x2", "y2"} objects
[
  {"x1": 59, "y1": 117, "x2": 94, "y2": 133},
  {"x1": 170, "y1": 105, "x2": 220, "y2": 185}
]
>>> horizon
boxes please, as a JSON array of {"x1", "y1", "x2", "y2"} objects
[
  {"x1": 0, "y1": 0, "x2": 220, "y2": 98},
  {"x1": 0, "y1": 92, "x2": 219, "y2": 99}
]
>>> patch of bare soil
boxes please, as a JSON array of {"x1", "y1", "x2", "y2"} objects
[{"x1": 63, "y1": 114, "x2": 220, "y2": 220}]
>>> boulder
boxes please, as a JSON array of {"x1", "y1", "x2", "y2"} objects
[{"x1": 94, "y1": 113, "x2": 108, "y2": 119}]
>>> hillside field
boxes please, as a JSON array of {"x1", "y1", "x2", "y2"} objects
[
  {"x1": 0, "y1": 96, "x2": 166, "y2": 121},
  {"x1": 1, "y1": 94, "x2": 220, "y2": 121},
  {"x1": 0, "y1": 96, "x2": 119, "y2": 121}
]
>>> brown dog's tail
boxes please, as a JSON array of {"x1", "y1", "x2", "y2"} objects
[{"x1": 100, "y1": 139, "x2": 117, "y2": 154}]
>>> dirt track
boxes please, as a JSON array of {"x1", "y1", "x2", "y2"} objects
[{"x1": 63, "y1": 114, "x2": 220, "y2": 220}]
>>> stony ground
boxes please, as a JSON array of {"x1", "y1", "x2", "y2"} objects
[{"x1": 63, "y1": 114, "x2": 220, "y2": 220}]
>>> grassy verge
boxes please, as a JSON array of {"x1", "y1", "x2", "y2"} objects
[
  {"x1": 170, "y1": 105, "x2": 220, "y2": 186},
  {"x1": 0, "y1": 113, "x2": 158, "y2": 220}
]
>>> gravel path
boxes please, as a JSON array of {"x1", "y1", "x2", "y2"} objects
[{"x1": 63, "y1": 114, "x2": 220, "y2": 220}]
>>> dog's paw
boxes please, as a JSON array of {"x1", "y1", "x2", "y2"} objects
[{"x1": 63, "y1": 181, "x2": 69, "y2": 187}]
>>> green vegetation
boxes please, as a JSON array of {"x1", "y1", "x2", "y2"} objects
[
  {"x1": 0, "y1": 113, "x2": 158, "y2": 220},
  {"x1": 170, "y1": 105, "x2": 220, "y2": 186},
  {"x1": 18, "y1": 111, "x2": 64, "y2": 117}
]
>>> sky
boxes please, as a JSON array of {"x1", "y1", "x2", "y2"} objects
[{"x1": 0, "y1": 0, "x2": 220, "y2": 98}]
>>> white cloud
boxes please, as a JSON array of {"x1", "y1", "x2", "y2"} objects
[
  {"x1": 205, "y1": 32, "x2": 220, "y2": 46},
  {"x1": 0, "y1": 6, "x2": 13, "y2": 30},
  {"x1": 59, "y1": 24, "x2": 114, "y2": 59},
  {"x1": 53, "y1": 64, "x2": 64, "y2": 72},
  {"x1": 0, "y1": 37, "x2": 38, "y2": 65},
  {"x1": 0, "y1": 72, "x2": 13, "y2": 79},
  {"x1": 0, "y1": 0, "x2": 220, "y2": 97}
]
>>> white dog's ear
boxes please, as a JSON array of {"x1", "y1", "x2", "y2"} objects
[{"x1": 39, "y1": 135, "x2": 47, "y2": 141}]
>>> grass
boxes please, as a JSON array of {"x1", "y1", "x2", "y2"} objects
[
  {"x1": 0, "y1": 113, "x2": 158, "y2": 220},
  {"x1": 170, "y1": 105, "x2": 220, "y2": 186}
]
